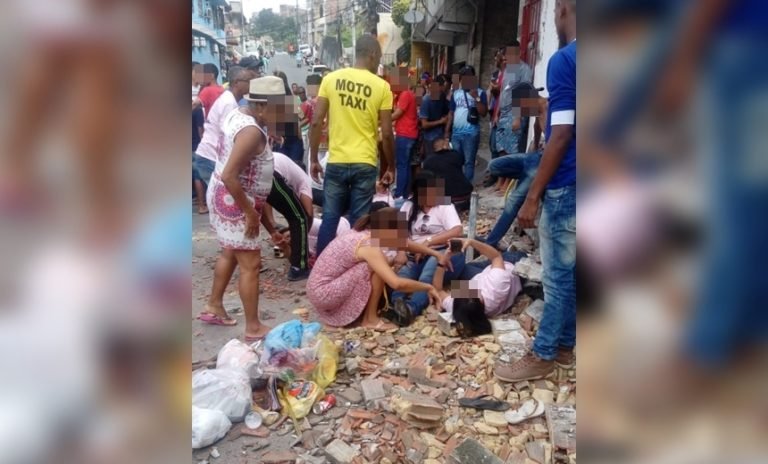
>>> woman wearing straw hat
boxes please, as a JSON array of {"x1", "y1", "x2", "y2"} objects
[{"x1": 206, "y1": 75, "x2": 285, "y2": 342}]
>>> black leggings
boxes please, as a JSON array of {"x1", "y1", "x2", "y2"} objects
[{"x1": 267, "y1": 173, "x2": 311, "y2": 270}]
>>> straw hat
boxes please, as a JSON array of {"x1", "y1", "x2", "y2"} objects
[{"x1": 244, "y1": 75, "x2": 285, "y2": 102}]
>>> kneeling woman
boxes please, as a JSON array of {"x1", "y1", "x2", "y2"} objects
[{"x1": 307, "y1": 207, "x2": 446, "y2": 331}]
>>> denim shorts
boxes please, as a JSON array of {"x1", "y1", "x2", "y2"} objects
[{"x1": 193, "y1": 155, "x2": 215, "y2": 185}]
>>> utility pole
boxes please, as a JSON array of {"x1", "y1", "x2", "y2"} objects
[{"x1": 295, "y1": 0, "x2": 300, "y2": 44}]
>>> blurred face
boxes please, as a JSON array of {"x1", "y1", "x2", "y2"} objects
[
  {"x1": 297, "y1": 87, "x2": 307, "y2": 102},
  {"x1": 370, "y1": 210, "x2": 409, "y2": 248},
  {"x1": 418, "y1": 180, "x2": 447, "y2": 207},
  {"x1": 429, "y1": 82, "x2": 442, "y2": 99},
  {"x1": 192, "y1": 65, "x2": 203, "y2": 85},
  {"x1": 505, "y1": 46, "x2": 521, "y2": 65},
  {"x1": 460, "y1": 75, "x2": 477, "y2": 91},
  {"x1": 391, "y1": 68, "x2": 410, "y2": 93},
  {"x1": 291, "y1": 83, "x2": 298, "y2": 94}
]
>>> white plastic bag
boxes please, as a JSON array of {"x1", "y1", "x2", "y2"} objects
[
  {"x1": 192, "y1": 405, "x2": 231, "y2": 449},
  {"x1": 192, "y1": 369, "x2": 252, "y2": 422},
  {"x1": 216, "y1": 338, "x2": 262, "y2": 380}
]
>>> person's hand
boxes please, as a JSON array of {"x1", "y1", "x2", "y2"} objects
[
  {"x1": 270, "y1": 231, "x2": 285, "y2": 245},
  {"x1": 517, "y1": 197, "x2": 540, "y2": 229},
  {"x1": 380, "y1": 169, "x2": 395, "y2": 186},
  {"x1": 427, "y1": 285, "x2": 442, "y2": 308},
  {"x1": 414, "y1": 252, "x2": 424, "y2": 263},
  {"x1": 310, "y1": 161, "x2": 324, "y2": 183},
  {"x1": 512, "y1": 118, "x2": 521, "y2": 131},
  {"x1": 437, "y1": 253, "x2": 454, "y2": 272},
  {"x1": 469, "y1": 88, "x2": 479, "y2": 99},
  {"x1": 393, "y1": 252, "x2": 408, "y2": 272},
  {"x1": 245, "y1": 210, "x2": 260, "y2": 238}
]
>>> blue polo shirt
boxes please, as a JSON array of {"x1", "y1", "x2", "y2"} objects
[{"x1": 545, "y1": 41, "x2": 576, "y2": 189}]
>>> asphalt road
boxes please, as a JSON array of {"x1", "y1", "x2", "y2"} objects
[{"x1": 266, "y1": 53, "x2": 313, "y2": 89}]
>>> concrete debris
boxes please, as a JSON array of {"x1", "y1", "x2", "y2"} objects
[
  {"x1": 512, "y1": 256, "x2": 543, "y2": 282},
  {"x1": 524, "y1": 299, "x2": 545, "y2": 323},
  {"x1": 449, "y1": 437, "x2": 504, "y2": 464},
  {"x1": 324, "y1": 439, "x2": 357, "y2": 464}
]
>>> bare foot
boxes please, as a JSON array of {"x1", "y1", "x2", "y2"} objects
[
  {"x1": 360, "y1": 318, "x2": 398, "y2": 331},
  {"x1": 244, "y1": 324, "x2": 272, "y2": 341},
  {"x1": 198, "y1": 207, "x2": 209, "y2": 214}
]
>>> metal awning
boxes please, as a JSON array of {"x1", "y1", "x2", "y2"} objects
[
  {"x1": 192, "y1": 22, "x2": 228, "y2": 47},
  {"x1": 412, "y1": 0, "x2": 474, "y2": 46}
]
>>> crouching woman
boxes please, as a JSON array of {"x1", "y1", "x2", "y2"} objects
[{"x1": 307, "y1": 207, "x2": 446, "y2": 331}]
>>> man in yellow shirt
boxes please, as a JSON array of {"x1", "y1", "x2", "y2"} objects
[{"x1": 309, "y1": 35, "x2": 395, "y2": 255}]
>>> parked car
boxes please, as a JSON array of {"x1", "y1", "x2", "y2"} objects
[{"x1": 311, "y1": 65, "x2": 329, "y2": 75}]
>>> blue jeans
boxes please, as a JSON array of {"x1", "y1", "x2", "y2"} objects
[
  {"x1": 451, "y1": 132, "x2": 480, "y2": 182},
  {"x1": 484, "y1": 151, "x2": 542, "y2": 247},
  {"x1": 684, "y1": 36, "x2": 768, "y2": 367},
  {"x1": 317, "y1": 163, "x2": 378, "y2": 255},
  {"x1": 460, "y1": 250, "x2": 528, "y2": 280},
  {"x1": 395, "y1": 136, "x2": 416, "y2": 198},
  {"x1": 532, "y1": 185, "x2": 576, "y2": 361},
  {"x1": 391, "y1": 253, "x2": 466, "y2": 315}
]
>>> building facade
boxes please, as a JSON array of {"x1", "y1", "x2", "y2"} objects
[
  {"x1": 407, "y1": 0, "x2": 558, "y2": 148},
  {"x1": 192, "y1": 0, "x2": 229, "y2": 82}
]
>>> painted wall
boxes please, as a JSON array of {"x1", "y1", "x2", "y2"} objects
[{"x1": 377, "y1": 13, "x2": 404, "y2": 64}]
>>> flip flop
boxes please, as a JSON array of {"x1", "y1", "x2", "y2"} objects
[
  {"x1": 504, "y1": 398, "x2": 545, "y2": 424},
  {"x1": 197, "y1": 312, "x2": 238, "y2": 326},
  {"x1": 458, "y1": 394, "x2": 511, "y2": 411}
]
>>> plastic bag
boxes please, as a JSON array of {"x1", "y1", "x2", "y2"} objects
[
  {"x1": 192, "y1": 369, "x2": 252, "y2": 422},
  {"x1": 263, "y1": 320, "x2": 322, "y2": 364},
  {"x1": 278, "y1": 380, "x2": 324, "y2": 420},
  {"x1": 311, "y1": 333, "x2": 338, "y2": 389},
  {"x1": 216, "y1": 338, "x2": 262, "y2": 380},
  {"x1": 192, "y1": 405, "x2": 231, "y2": 449}
]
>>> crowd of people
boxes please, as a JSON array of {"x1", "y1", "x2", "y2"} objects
[{"x1": 192, "y1": 0, "x2": 575, "y2": 383}]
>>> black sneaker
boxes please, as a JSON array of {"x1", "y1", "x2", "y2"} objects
[
  {"x1": 382, "y1": 298, "x2": 413, "y2": 327},
  {"x1": 287, "y1": 266, "x2": 310, "y2": 281}
]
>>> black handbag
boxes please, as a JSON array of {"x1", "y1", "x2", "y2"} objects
[{"x1": 462, "y1": 90, "x2": 480, "y2": 125}]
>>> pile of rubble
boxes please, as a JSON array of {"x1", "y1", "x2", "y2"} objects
[
  {"x1": 196, "y1": 296, "x2": 575, "y2": 464},
  {"x1": 192, "y1": 186, "x2": 576, "y2": 464}
]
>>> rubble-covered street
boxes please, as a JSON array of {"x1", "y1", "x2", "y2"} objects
[{"x1": 192, "y1": 183, "x2": 576, "y2": 464}]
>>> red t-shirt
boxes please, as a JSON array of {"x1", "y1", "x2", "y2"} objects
[
  {"x1": 198, "y1": 85, "x2": 225, "y2": 119},
  {"x1": 394, "y1": 90, "x2": 419, "y2": 139},
  {"x1": 301, "y1": 98, "x2": 316, "y2": 125}
]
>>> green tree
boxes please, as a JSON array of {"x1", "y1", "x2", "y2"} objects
[
  {"x1": 250, "y1": 9, "x2": 297, "y2": 45},
  {"x1": 391, "y1": 0, "x2": 412, "y2": 41}
]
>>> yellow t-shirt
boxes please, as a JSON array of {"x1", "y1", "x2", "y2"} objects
[{"x1": 318, "y1": 68, "x2": 393, "y2": 166}]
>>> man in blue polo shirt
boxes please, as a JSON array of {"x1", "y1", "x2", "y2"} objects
[
  {"x1": 494, "y1": 0, "x2": 576, "y2": 382},
  {"x1": 445, "y1": 66, "x2": 488, "y2": 182}
]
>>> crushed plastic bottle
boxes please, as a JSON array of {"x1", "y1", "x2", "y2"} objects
[{"x1": 244, "y1": 411, "x2": 263, "y2": 429}]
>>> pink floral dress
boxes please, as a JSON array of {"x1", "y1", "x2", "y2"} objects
[
  {"x1": 306, "y1": 230, "x2": 373, "y2": 327},
  {"x1": 206, "y1": 108, "x2": 274, "y2": 250}
]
